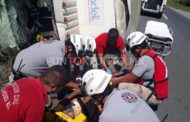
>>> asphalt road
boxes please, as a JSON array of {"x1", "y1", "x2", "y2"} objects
[{"x1": 137, "y1": 7, "x2": 190, "y2": 122}]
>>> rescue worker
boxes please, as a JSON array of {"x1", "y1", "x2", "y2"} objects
[
  {"x1": 111, "y1": 31, "x2": 168, "y2": 105},
  {"x1": 80, "y1": 69, "x2": 160, "y2": 122},
  {"x1": 95, "y1": 28, "x2": 128, "y2": 72},
  {"x1": 0, "y1": 65, "x2": 70, "y2": 122},
  {"x1": 12, "y1": 38, "x2": 76, "y2": 80}
]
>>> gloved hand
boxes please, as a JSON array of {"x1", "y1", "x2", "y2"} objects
[
  {"x1": 106, "y1": 68, "x2": 112, "y2": 74},
  {"x1": 122, "y1": 69, "x2": 130, "y2": 74}
]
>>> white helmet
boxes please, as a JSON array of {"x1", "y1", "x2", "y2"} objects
[
  {"x1": 84, "y1": 36, "x2": 96, "y2": 52},
  {"x1": 82, "y1": 69, "x2": 112, "y2": 96},
  {"x1": 70, "y1": 34, "x2": 85, "y2": 54},
  {"x1": 126, "y1": 31, "x2": 147, "y2": 49}
]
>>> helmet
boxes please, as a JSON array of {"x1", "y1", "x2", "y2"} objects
[
  {"x1": 82, "y1": 69, "x2": 112, "y2": 96},
  {"x1": 70, "y1": 34, "x2": 85, "y2": 54},
  {"x1": 126, "y1": 31, "x2": 147, "y2": 49},
  {"x1": 84, "y1": 36, "x2": 96, "y2": 52}
]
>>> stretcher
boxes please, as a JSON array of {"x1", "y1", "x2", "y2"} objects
[
  {"x1": 144, "y1": 21, "x2": 173, "y2": 57},
  {"x1": 55, "y1": 112, "x2": 86, "y2": 122}
]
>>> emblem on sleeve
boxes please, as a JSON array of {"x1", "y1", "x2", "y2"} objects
[{"x1": 121, "y1": 92, "x2": 138, "y2": 103}]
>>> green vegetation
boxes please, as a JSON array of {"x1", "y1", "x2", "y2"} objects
[
  {"x1": 178, "y1": 0, "x2": 190, "y2": 6},
  {"x1": 167, "y1": 0, "x2": 190, "y2": 12}
]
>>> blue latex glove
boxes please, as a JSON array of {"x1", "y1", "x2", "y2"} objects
[
  {"x1": 106, "y1": 68, "x2": 112, "y2": 74},
  {"x1": 122, "y1": 69, "x2": 130, "y2": 74}
]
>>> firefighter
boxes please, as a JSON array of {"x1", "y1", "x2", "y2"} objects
[{"x1": 0, "y1": 65, "x2": 70, "y2": 122}]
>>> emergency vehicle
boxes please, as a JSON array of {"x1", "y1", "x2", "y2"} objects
[{"x1": 141, "y1": 0, "x2": 167, "y2": 18}]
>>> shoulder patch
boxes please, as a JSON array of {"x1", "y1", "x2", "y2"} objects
[{"x1": 121, "y1": 92, "x2": 138, "y2": 103}]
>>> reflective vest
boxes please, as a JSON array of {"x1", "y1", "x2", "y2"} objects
[{"x1": 136, "y1": 49, "x2": 168, "y2": 100}]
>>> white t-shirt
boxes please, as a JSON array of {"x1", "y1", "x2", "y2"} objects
[
  {"x1": 13, "y1": 40, "x2": 65, "y2": 77},
  {"x1": 99, "y1": 90, "x2": 159, "y2": 122}
]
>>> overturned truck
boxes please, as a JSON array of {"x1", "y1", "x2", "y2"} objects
[{"x1": 10, "y1": 0, "x2": 141, "y2": 46}]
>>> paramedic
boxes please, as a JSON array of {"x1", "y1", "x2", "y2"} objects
[
  {"x1": 80, "y1": 69, "x2": 159, "y2": 122},
  {"x1": 111, "y1": 31, "x2": 168, "y2": 105},
  {"x1": 95, "y1": 28, "x2": 128, "y2": 71},
  {"x1": 12, "y1": 39, "x2": 76, "y2": 79}
]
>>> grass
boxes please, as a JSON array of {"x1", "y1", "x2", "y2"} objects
[{"x1": 167, "y1": 0, "x2": 190, "y2": 12}]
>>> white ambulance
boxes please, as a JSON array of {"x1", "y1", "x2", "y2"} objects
[{"x1": 141, "y1": 0, "x2": 167, "y2": 18}]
